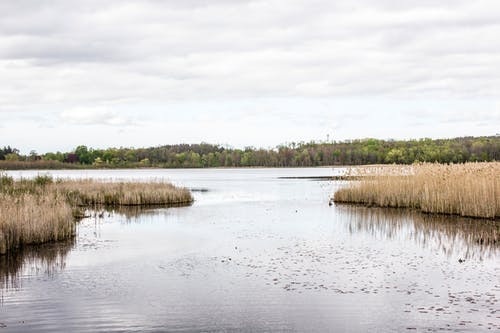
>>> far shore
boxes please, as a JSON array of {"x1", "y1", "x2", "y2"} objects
[{"x1": 0, "y1": 161, "x2": 380, "y2": 171}]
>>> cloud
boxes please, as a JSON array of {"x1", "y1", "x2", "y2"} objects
[
  {"x1": 59, "y1": 107, "x2": 131, "y2": 126},
  {"x1": 442, "y1": 110, "x2": 500, "y2": 124},
  {"x1": 1, "y1": 0, "x2": 500, "y2": 107},
  {"x1": 0, "y1": 0, "x2": 499, "y2": 152}
]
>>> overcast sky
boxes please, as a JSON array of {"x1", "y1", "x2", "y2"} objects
[{"x1": 1, "y1": 0, "x2": 499, "y2": 153}]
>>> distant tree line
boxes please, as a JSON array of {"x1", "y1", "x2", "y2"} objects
[{"x1": 1, "y1": 136, "x2": 498, "y2": 169}]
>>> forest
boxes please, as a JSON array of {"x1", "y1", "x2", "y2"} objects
[{"x1": 0, "y1": 136, "x2": 498, "y2": 169}]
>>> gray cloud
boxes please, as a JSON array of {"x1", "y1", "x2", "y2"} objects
[
  {"x1": 1, "y1": 0, "x2": 500, "y2": 103},
  {"x1": 0, "y1": 0, "x2": 499, "y2": 151}
]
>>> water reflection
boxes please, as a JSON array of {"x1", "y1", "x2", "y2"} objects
[
  {"x1": 80, "y1": 202, "x2": 193, "y2": 220},
  {"x1": 0, "y1": 206, "x2": 177, "y2": 290},
  {"x1": 0, "y1": 239, "x2": 75, "y2": 290},
  {"x1": 85, "y1": 205, "x2": 183, "y2": 222},
  {"x1": 339, "y1": 205, "x2": 499, "y2": 260}
]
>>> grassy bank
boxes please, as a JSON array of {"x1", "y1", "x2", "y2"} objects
[
  {"x1": 0, "y1": 160, "x2": 151, "y2": 170},
  {"x1": 0, "y1": 175, "x2": 193, "y2": 254},
  {"x1": 333, "y1": 162, "x2": 500, "y2": 219}
]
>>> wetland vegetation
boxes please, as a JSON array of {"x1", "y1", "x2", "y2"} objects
[
  {"x1": 334, "y1": 162, "x2": 500, "y2": 219},
  {"x1": 0, "y1": 175, "x2": 193, "y2": 255}
]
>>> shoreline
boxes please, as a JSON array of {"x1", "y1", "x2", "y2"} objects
[
  {"x1": 333, "y1": 201, "x2": 500, "y2": 221},
  {"x1": 0, "y1": 164, "x2": 361, "y2": 171}
]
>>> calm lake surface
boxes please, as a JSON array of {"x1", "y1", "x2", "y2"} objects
[{"x1": 1, "y1": 168, "x2": 499, "y2": 332}]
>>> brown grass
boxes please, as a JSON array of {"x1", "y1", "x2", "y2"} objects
[
  {"x1": 0, "y1": 175, "x2": 193, "y2": 254},
  {"x1": 58, "y1": 180, "x2": 193, "y2": 207},
  {"x1": 0, "y1": 160, "x2": 83, "y2": 170},
  {"x1": 0, "y1": 193, "x2": 75, "y2": 254},
  {"x1": 333, "y1": 162, "x2": 500, "y2": 219}
]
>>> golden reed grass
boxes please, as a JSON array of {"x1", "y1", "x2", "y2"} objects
[
  {"x1": 0, "y1": 175, "x2": 193, "y2": 254},
  {"x1": 0, "y1": 193, "x2": 75, "y2": 254},
  {"x1": 58, "y1": 180, "x2": 193, "y2": 206},
  {"x1": 333, "y1": 162, "x2": 500, "y2": 219}
]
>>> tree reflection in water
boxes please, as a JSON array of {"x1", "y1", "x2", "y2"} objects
[{"x1": 338, "y1": 205, "x2": 499, "y2": 260}]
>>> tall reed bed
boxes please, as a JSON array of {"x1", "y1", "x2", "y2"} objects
[
  {"x1": 0, "y1": 175, "x2": 193, "y2": 254},
  {"x1": 333, "y1": 162, "x2": 500, "y2": 219},
  {"x1": 58, "y1": 180, "x2": 193, "y2": 206},
  {"x1": 0, "y1": 193, "x2": 75, "y2": 254}
]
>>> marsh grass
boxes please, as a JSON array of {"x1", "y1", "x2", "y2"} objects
[
  {"x1": 0, "y1": 193, "x2": 75, "y2": 255},
  {"x1": 0, "y1": 175, "x2": 193, "y2": 254},
  {"x1": 59, "y1": 180, "x2": 193, "y2": 207},
  {"x1": 333, "y1": 162, "x2": 500, "y2": 219}
]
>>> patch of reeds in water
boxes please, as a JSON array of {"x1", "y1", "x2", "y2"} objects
[
  {"x1": 0, "y1": 193, "x2": 75, "y2": 255},
  {"x1": 59, "y1": 180, "x2": 193, "y2": 207},
  {"x1": 0, "y1": 175, "x2": 193, "y2": 254},
  {"x1": 333, "y1": 162, "x2": 500, "y2": 219}
]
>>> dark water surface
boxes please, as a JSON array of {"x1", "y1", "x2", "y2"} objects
[{"x1": 1, "y1": 168, "x2": 499, "y2": 332}]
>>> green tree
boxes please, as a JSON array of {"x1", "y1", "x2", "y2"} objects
[
  {"x1": 93, "y1": 157, "x2": 104, "y2": 166},
  {"x1": 5, "y1": 153, "x2": 19, "y2": 161},
  {"x1": 75, "y1": 145, "x2": 93, "y2": 164},
  {"x1": 385, "y1": 148, "x2": 405, "y2": 164}
]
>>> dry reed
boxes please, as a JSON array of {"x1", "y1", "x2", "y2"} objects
[
  {"x1": 57, "y1": 180, "x2": 193, "y2": 206},
  {"x1": 333, "y1": 162, "x2": 500, "y2": 219},
  {"x1": 0, "y1": 193, "x2": 75, "y2": 254},
  {"x1": 0, "y1": 175, "x2": 193, "y2": 254}
]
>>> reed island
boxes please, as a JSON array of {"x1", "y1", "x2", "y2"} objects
[{"x1": 0, "y1": 175, "x2": 193, "y2": 254}]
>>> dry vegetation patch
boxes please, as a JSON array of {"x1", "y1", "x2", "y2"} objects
[
  {"x1": 57, "y1": 179, "x2": 193, "y2": 207},
  {"x1": 0, "y1": 175, "x2": 193, "y2": 254},
  {"x1": 333, "y1": 162, "x2": 500, "y2": 219}
]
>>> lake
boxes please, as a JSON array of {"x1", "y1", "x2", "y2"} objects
[{"x1": 1, "y1": 168, "x2": 499, "y2": 332}]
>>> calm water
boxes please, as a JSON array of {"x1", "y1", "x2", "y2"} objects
[{"x1": 1, "y1": 168, "x2": 499, "y2": 332}]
